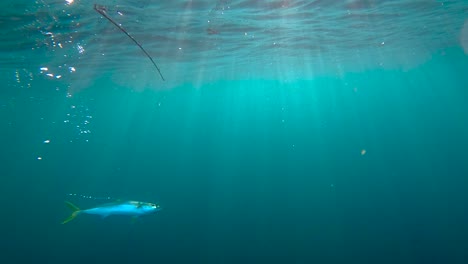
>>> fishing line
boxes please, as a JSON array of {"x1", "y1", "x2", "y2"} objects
[{"x1": 93, "y1": 4, "x2": 165, "y2": 81}]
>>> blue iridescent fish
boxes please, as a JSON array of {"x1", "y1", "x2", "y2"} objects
[{"x1": 62, "y1": 200, "x2": 161, "y2": 224}]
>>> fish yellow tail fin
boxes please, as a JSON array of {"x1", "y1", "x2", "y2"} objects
[{"x1": 62, "y1": 201, "x2": 81, "y2": 224}]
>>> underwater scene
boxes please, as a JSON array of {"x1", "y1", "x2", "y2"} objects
[{"x1": 1, "y1": 0, "x2": 468, "y2": 263}]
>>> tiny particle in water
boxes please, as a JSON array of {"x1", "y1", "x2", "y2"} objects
[
  {"x1": 77, "y1": 44, "x2": 85, "y2": 54},
  {"x1": 361, "y1": 149, "x2": 366, "y2": 155},
  {"x1": 37, "y1": 156, "x2": 42, "y2": 160},
  {"x1": 43, "y1": 139, "x2": 50, "y2": 144}
]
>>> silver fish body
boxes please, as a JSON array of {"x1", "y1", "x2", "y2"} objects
[{"x1": 62, "y1": 200, "x2": 161, "y2": 224}]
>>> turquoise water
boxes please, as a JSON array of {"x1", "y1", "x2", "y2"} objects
[{"x1": 1, "y1": 1, "x2": 468, "y2": 263}]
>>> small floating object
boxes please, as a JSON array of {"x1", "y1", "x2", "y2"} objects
[{"x1": 94, "y1": 4, "x2": 165, "y2": 81}]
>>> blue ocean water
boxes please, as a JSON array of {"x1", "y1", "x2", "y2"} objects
[{"x1": 1, "y1": 1, "x2": 468, "y2": 263}]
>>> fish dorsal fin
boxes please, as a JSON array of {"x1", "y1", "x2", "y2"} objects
[{"x1": 127, "y1": 200, "x2": 143, "y2": 208}]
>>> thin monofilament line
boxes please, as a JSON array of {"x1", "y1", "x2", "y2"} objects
[{"x1": 94, "y1": 4, "x2": 165, "y2": 81}]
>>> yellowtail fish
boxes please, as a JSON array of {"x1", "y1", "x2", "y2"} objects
[{"x1": 62, "y1": 200, "x2": 161, "y2": 224}]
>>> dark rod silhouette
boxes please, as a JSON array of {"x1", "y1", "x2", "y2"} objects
[{"x1": 94, "y1": 4, "x2": 165, "y2": 81}]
